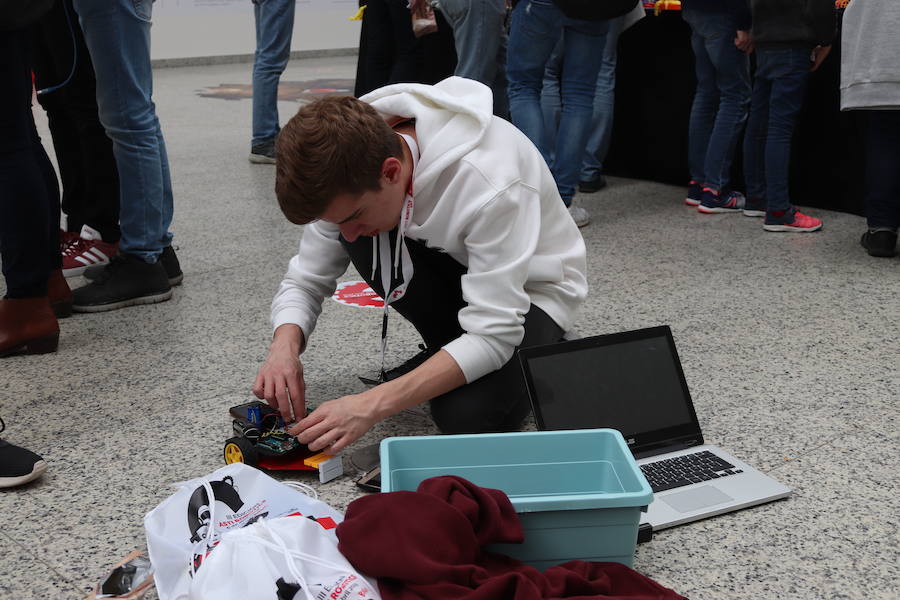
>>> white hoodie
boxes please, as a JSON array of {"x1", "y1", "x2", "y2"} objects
[{"x1": 271, "y1": 77, "x2": 587, "y2": 383}]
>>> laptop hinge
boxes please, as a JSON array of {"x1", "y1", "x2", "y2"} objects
[{"x1": 633, "y1": 437, "x2": 703, "y2": 460}]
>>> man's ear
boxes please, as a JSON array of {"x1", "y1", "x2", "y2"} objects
[{"x1": 381, "y1": 157, "x2": 402, "y2": 185}]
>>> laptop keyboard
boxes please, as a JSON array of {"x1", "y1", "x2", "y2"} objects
[{"x1": 640, "y1": 450, "x2": 743, "y2": 493}]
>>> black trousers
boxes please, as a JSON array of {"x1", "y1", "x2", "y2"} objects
[
  {"x1": 0, "y1": 28, "x2": 60, "y2": 298},
  {"x1": 341, "y1": 232, "x2": 564, "y2": 434},
  {"x1": 864, "y1": 111, "x2": 900, "y2": 230},
  {"x1": 354, "y1": 0, "x2": 457, "y2": 97},
  {"x1": 31, "y1": 0, "x2": 120, "y2": 242}
]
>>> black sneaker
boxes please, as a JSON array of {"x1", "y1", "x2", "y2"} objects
[
  {"x1": 72, "y1": 253, "x2": 172, "y2": 313},
  {"x1": 249, "y1": 141, "x2": 276, "y2": 164},
  {"x1": 0, "y1": 417, "x2": 46, "y2": 488},
  {"x1": 578, "y1": 174, "x2": 607, "y2": 194},
  {"x1": 84, "y1": 245, "x2": 183, "y2": 286},
  {"x1": 860, "y1": 229, "x2": 898, "y2": 258}
]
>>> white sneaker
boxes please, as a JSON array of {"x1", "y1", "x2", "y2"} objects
[{"x1": 568, "y1": 202, "x2": 591, "y2": 228}]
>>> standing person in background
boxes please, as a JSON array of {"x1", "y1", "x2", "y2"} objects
[
  {"x1": 681, "y1": 0, "x2": 752, "y2": 214},
  {"x1": 541, "y1": 2, "x2": 645, "y2": 194},
  {"x1": 422, "y1": 0, "x2": 509, "y2": 118},
  {"x1": 741, "y1": 0, "x2": 834, "y2": 233},
  {"x1": 31, "y1": 0, "x2": 122, "y2": 276},
  {"x1": 248, "y1": 0, "x2": 296, "y2": 164},
  {"x1": 841, "y1": 0, "x2": 900, "y2": 257},
  {"x1": 507, "y1": 0, "x2": 635, "y2": 228},
  {"x1": 1, "y1": 0, "x2": 72, "y2": 358},
  {"x1": 69, "y1": 0, "x2": 182, "y2": 312}
]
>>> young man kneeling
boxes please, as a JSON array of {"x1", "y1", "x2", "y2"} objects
[{"x1": 253, "y1": 77, "x2": 587, "y2": 454}]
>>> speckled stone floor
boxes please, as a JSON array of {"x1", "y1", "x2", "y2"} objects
[{"x1": 1, "y1": 56, "x2": 897, "y2": 600}]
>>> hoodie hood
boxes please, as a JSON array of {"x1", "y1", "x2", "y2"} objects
[{"x1": 360, "y1": 77, "x2": 494, "y2": 196}]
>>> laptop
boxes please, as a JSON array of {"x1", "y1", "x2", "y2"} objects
[{"x1": 518, "y1": 325, "x2": 791, "y2": 531}]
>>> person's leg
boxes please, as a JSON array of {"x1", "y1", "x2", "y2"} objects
[
  {"x1": 741, "y1": 67, "x2": 771, "y2": 217},
  {"x1": 699, "y1": 14, "x2": 750, "y2": 194},
  {"x1": 0, "y1": 28, "x2": 61, "y2": 356},
  {"x1": 33, "y1": 0, "x2": 120, "y2": 243},
  {"x1": 340, "y1": 230, "x2": 563, "y2": 434},
  {"x1": 251, "y1": 0, "x2": 296, "y2": 151},
  {"x1": 860, "y1": 110, "x2": 900, "y2": 256},
  {"x1": 552, "y1": 17, "x2": 609, "y2": 203},
  {"x1": 759, "y1": 49, "x2": 821, "y2": 232},
  {"x1": 539, "y1": 37, "x2": 564, "y2": 166},
  {"x1": 429, "y1": 305, "x2": 563, "y2": 434},
  {"x1": 71, "y1": 0, "x2": 174, "y2": 311},
  {"x1": 386, "y1": 0, "x2": 425, "y2": 85},
  {"x1": 438, "y1": 0, "x2": 509, "y2": 117},
  {"x1": 579, "y1": 14, "x2": 623, "y2": 188},
  {"x1": 507, "y1": 0, "x2": 563, "y2": 168},
  {"x1": 682, "y1": 8, "x2": 718, "y2": 197},
  {"x1": 74, "y1": 0, "x2": 173, "y2": 262}
]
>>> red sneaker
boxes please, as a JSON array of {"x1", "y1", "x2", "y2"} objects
[
  {"x1": 62, "y1": 225, "x2": 119, "y2": 277},
  {"x1": 763, "y1": 210, "x2": 823, "y2": 233}
]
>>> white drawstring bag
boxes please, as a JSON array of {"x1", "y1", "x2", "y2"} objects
[
  {"x1": 145, "y1": 463, "x2": 344, "y2": 600},
  {"x1": 189, "y1": 516, "x2": 381, "y2": 600}
]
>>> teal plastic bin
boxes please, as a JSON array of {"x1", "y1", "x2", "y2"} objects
[{"x1": 380, "y1": 428, "x2": 653, "y2": 569}]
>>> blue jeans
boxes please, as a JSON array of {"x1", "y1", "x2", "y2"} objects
[
  {"x1": 73, "y1": 0, "x2": 173, "y2": 263},
  {"x1": 437, "y1": 0, "x2": 509, "y2": 118},
  {"x1": 540, "y1": 15, "x2": 624, "y2": 181},
  {"x1": 252, "y1": 0, "x2": 296, "y2": 146},
  {"x1": 507, "y1": 0, "x2": 609, "y2": 203},
  {"x1": 682, "y1": 8, "x2": 750, "y2": 192},
  {"x1": 743, "y1": 48, "x2": 811, "y2": 214}
]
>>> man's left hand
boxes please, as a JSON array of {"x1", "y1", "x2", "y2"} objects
[{"x1": 287, "y1": 391, "x2": 381, "y2": 454}]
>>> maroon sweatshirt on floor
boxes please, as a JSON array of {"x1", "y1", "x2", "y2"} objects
[{"x1": 336, "y1": 476, "x2": 688, "y2": 600}]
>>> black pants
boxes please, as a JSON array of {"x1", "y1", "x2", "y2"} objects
[
  {"x1": 31, "y1": 0, "x2": 120, "y2": 242},
  {"x1": 864, "y1": 111, "x2": 900, "y2": 230},
  {"x1": 341, "y1": 232, "x2": 564, "y2": 434},
  {"x1": 354, "y1": 0, "x2": 457, "y2": 97},
  {"x1": 0, "y1": 29, "x2": 60, "y2": 298}
]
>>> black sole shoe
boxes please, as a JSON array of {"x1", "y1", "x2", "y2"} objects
[
  {"x1": 860, "y1": 230, "x2": 898, "y2": 258},
  {"x1": 84, "y1": 245, "x2": 183, "y2": 286},
  {"x1": 578, "y1": 175, "x2": 607, "y2": 194},
  {"x1": 73, "y1": 253, "x2": 172, "y2": 313}
]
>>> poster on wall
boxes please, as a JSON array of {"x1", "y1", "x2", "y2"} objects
[{"x1": 154, "y1": 0, "x2": 357, "y2": 16}]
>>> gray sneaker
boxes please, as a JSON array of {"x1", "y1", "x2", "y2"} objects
[{"x1": 568, "y1": 201, "x2": 591, "y2": 228}]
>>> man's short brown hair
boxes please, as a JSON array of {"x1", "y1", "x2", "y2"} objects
[{"x1": 274, "y1": 95, "x2": 402, "y2": 224}]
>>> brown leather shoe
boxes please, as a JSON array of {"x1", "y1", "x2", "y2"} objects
[
  {"x1": 48, "y1": 268, "x2": 73, "y2": 318},
  {"x1": 0, "y1": 298, "x2": 59, "y2": 357}
]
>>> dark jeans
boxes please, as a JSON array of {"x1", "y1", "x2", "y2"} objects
[
  {"x1": 0, "y1": 29, "x2": 60, "y2": 298},
  {"x1": 743, "y1": 48, "x2": 811, "y2": 213},
  {"x1": 341, "y1": 232, "x2": 564, "y2": 434},
  {"x1": 864, "y1": 111, "x2": 900, "y2": 230},
  {"x1": 682, "y1": 8, "x2": 751, "y2": 191},
  {"x1": 32, "y1": 0, "x2": 120, "y2": 242}
]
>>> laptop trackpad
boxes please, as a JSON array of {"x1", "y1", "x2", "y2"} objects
[{"x1": 661, "y1": 486, "x2": 734, "y2": 513}]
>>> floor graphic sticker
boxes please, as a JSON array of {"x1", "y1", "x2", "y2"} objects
[{"x1": 331, "y1": 281, "x2": 384, "y2": 308}]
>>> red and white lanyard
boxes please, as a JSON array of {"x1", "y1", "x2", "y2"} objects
[{"x1": 376, "y1": 132, "x2": 419, "y2": 378}]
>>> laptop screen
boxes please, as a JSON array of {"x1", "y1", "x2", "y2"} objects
[{"x1": 519, "y1": 326, "x2": 703, "y2": 455}]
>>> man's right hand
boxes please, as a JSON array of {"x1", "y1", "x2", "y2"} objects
[{"x1": 252, "y1": 324, "x2": 307, "y2": 423}]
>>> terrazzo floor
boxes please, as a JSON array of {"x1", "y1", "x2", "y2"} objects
[{"x1": 1, "y1": 55, "x2": 897, "y2": 599}]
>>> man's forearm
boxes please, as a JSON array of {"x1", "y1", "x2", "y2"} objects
[{"x1": 370, "y1": 349, "x2": 467, "y2": 419}]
